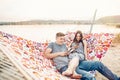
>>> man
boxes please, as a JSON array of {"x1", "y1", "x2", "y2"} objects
[{"x1": 44, "y1": 32, "x2": 120, "y2": 80}]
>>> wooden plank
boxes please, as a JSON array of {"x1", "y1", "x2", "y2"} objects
[
  {"x1": 0, "y1": 64, "x2": 19, "y2": 72},
  {"x1": 0, "y1": 65, "x2": 24, "y2": 77},
  {"x1": 0, "y1": 76, "x2": 8, "y2": 80},
  {"x1": 0, "y1": 48, "x2": 27, "y2": 80},
  {"x1": 0, "y1": 68, "x2": 25, "y2": 80},
  {"x1": 1, "y1": 63, "x2": 14, "y2": 69},
  {"x1": 0, "y1": 44, "x2": 33, "y2": 80},
  {"x1": 0, "y1": 73, "x2": 16, "y2": 80},
  {"x1": 1, "y1": 60, "x2": 15, "y2": 66}
]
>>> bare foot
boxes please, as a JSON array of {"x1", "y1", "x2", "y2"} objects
[
  {"x1": 62, "y1": 69, "x2": 73, "y2": 77},
  {"x1": 71, "y1": 71, "x2": 82, "y2": 79}
]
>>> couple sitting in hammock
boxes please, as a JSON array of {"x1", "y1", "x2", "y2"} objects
[{"x1": 44, "y1": 30, "x2": 120, "y2": 80}]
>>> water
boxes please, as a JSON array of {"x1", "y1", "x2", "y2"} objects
[{"x1": 0, "y1": 24, "x2": 120, "y2": 42}]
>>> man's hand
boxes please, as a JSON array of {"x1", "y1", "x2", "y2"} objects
[{"x1": 59, "y1": 52, "x2": 69, "y2": 56}]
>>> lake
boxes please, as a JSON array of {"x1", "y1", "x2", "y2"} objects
[{"x1": 0, "y1": 24, "x2": 120, "y2": 42}]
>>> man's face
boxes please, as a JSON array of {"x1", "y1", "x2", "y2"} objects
[{"x1": 56, "y1": 36, "x2": 65, "y2": 45}]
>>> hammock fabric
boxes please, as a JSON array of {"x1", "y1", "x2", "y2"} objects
[
  {"x1": 0, "y1": 31, "x2": 114, "y2": 80},
  {"x1": 64, "y1": 31, "x2": 114, "y2": 60}
]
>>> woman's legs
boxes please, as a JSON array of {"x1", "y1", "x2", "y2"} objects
[
  {"x1": 78, "y1": 61, "x2": 119, "y2": 80},
  {"x1": 59, "y1": 65, "x2": 96, "y2": 80},
  {"x1": 62, "y1": 57, "x2": 82, "y2": 78},
  {"x1": 62, "y1": 57, "x2": 82, "y2": 79}
]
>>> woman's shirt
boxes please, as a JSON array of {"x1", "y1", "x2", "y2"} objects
[{"x1": 71, "y1": 42, "x2": 84, "y2": 55}]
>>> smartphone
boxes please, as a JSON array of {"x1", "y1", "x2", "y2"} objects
[{"x1": 68, "y1": 48, "x2": 74, "y2": 53}]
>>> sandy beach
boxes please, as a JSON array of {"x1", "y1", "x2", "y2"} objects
[{"x1": 96, "y1": 43, "x2": 120, "y2": 80}]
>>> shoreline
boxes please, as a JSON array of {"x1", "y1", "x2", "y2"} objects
[{"x1": 0, "y1": 25, "x2": 120, "y2": 45}]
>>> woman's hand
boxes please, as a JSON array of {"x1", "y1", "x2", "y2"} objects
[{"x1": 73, "y1": 45, "x2": 79, "y2": 49}]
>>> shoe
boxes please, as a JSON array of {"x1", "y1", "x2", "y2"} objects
[
  {"x1": 118, "y1": 77, "x2": 120, "y2": 80},
  {"x1": 71, "y1": 74, "x2": 82, "y2": 79},
  {"x1": 71, "y1": 71, "x2": 82, "y2": 79}
]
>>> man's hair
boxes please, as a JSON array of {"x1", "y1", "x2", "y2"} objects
[{"x1": 56, "y1": 32, "x2": 65, "y2": 37}]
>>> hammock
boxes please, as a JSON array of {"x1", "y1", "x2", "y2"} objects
[{"x1": 0, "y1": 31, "x2": 114, "y2": 80}]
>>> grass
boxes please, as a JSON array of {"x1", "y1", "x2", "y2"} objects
[
  {"x1": 116, "y1": 24, "x2": 120, "y2": 28},
  {"x1": 113, "y1": 33, "x2": 120, "y2": 43}
]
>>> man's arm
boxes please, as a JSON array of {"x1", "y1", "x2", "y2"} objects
[{"x1": 44, "y1": 48, "x2": 68, "y2": 59}]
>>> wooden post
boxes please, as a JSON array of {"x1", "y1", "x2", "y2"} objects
[{"x1": 89, "y1": 9, "x2": 97, "y2": 33}]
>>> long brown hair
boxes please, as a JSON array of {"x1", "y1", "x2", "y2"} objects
[{"x1": 73, "y1": 30, "x2": 84, "y2": 46}]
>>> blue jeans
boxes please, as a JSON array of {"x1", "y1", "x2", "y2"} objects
[
  {"x1": 77, "y1": 61, "x2": 119, "y2": 80},
  {"x1": 59, "y1": 65, "x2": 96, "y2": 80}
]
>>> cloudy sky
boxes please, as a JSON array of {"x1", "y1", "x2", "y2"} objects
[{"x1": 0, "y1": 0, "x2": 120, "y2": 22}]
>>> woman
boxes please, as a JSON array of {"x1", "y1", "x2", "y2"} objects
[{"x1": 62, "y1": 30, "x2": 88, "y2": 78}]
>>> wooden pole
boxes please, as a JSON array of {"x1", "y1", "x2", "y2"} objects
[{"x1": 89, "y1": 9, "x2": 97, "y2": 33}]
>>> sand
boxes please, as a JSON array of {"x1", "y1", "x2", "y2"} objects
[{"x1": 96, "y1": 43, "x2": 120, "y2": 80}]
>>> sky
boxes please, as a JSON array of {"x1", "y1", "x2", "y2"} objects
[{"x1": 0, "y1": 0, "x2": 120, "y2": 22}]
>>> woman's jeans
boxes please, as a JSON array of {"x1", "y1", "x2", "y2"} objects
[
  {"x1": 59, "y1": 61, "x2": 119, "y2": 80},
  {"x1": 77, "y1": 61, "x2": 119, "y2": 80}
]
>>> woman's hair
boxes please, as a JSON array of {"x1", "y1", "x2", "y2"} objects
[{"x1": 73, "y1": 30, "x2": 84, "y2": 46}]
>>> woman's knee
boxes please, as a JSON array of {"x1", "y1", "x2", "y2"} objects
[
  {"x1": 93, "y1": 61, "x2": 104, "y2": 70},
  {"x1": 93, "y1": 61, "x2": 102, "y2": 66},
  {"x1": 94, "y1": 61, "x2": 101, "y2": 64},
  {"x1": 96, "y1": 61, "x2": 104, "y2": 66}
]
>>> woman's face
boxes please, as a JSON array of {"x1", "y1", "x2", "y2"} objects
[{"x1": 76, "y1": 33, "x2": 81, "y2": 41}]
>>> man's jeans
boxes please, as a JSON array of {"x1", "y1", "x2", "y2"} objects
[
  {"x1": 77, "y1": 61, "x2": 119, "y2": 80},
  {"x1": 59, "y1": 65, "x2": 96, "y2": 80}
]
